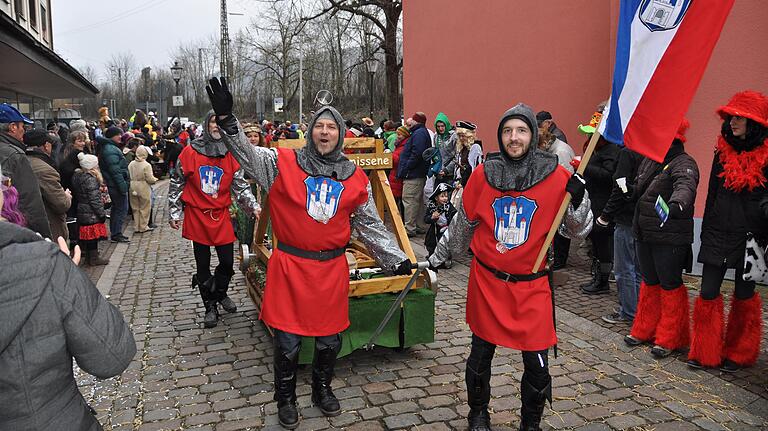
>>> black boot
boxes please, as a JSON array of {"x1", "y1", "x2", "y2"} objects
[
  {"x1": 581, "y1": 261, "x2": 610, "y2": 295},
  {"x1": 519, "y1": 376, "x2": 552, "y2": 431},
  {"x1": 274, "y1": 347, "x2": 300, "y2": 429},
  {"x1": 466, "y1": 366, "x2": 492, "y2": 431},
  {"x1": 214, "y1": 266, "x2": 237, "y2": 313},
  {"x1": 194, "y1": 274, "x2": 219, "y2": 328},
  {"x1": 311, "y1": 346, "x2": 341, "y2": 416}
]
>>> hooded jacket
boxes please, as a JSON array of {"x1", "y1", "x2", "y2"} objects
[
  {"x1": 96, "y1": 136, "x2": 129, "y2": 194},
  {"x1": 0, "y1": 221, "x2": 136, "y2": 431},
  {"x1": 0, "y1": 132, "x2": 52, "y2": 237},
  {"x1": 434, "y1": 112, "x2": 457, "y2": 176},
  {"x1": 483, "y1": 104, "x2": 558, "y2": 191}
]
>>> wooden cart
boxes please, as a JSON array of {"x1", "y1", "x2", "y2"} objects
[{"x1": 239, "y1": 137, "x2": 435, "y2": 363}]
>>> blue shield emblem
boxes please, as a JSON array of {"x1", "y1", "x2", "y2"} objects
[
  {"x1": 199, "y1": 165, "x2": 224, "y2": 197},
  {"x1": 305, "y1": 176, "x2": 345, "y2": 223},
  {"x1": 639, "y1": 0, "x2": 692, "y2": 32},
  {"x1": 492, "y1": 196, "x2": 537, "y2": 250}
]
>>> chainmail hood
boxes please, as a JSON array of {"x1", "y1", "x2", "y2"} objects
[
  {"x1": 191, "y1": 110, "x2": 229, "y2": 157},
  {"x1": 484, "y1": 103, "x2": 558, "y2": 191},
  {"x1": 296, "y1": 105, "x2": 356, "y2": 180}
]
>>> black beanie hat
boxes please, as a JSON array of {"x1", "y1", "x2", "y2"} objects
[
  {"x1": 105, "y1": 126, "x2": 123, "y2": 139},
  {"x1": 23, "y1": 129, "x2": 52, "y2": 147}
]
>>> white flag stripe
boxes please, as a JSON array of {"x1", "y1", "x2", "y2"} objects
[{"x1": 615, "y1": 17, "x2": 681, "y2": 132}]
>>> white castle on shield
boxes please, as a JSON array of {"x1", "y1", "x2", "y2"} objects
[
  {"x1": 641, "y1": 0, "x2": 684, "y2": 27},
  {"x1": 495, "y1": 200, "x2": 527, "y2": 246},
  {"x1": 200, "y1": 166, "x2": 222, "y2": 196},
  {"x1": 308, "y1": 179, "x2": 337, "y2": 221}
]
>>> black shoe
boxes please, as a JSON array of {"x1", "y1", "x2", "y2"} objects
[
  {"x1": 650, "y1": 345, "x2": 672, "y2": 358},
  {"x1": 720, "y1": 359, "x2": 741, "y2": 373},
  {"x1": 203, "y1": 301, "x2": 219, "y2": 328},
  {"x1": 624, "y1": 335, "x2": 643, "y2": 346},
  {"x1": 148, "y1": 223, "x2": 158, "y2": 229},
  {"x1": 686, "y1": 359, "x2": 705, "y2": 369},
  {"x1": 582, "y1": 282, "x2": 610, "y2": 295},
  {"x1": 519, "y1": 376, "x2": 551, "y2": 431},
  {"x1": 219, "y1": 295, "x2": 237, "y2": 313},
  {"x1": 312, "y1": 347, "x2": 341, "y2": 416},
  {"x1": 551, "y1": 260, "x2": 566, "y2": 271},
  {"x1": 601, "y1": 312, "x2": 630, "y2": 324},
  {"x1": 110, "y1": 235, "x2": 130, "y2": 243},
  {"x1": 277, "y1": 400, "x2": 299, "y2": 429},
  {"x1": 467, "y1": 408, "x2": 491, "y2": 431}
]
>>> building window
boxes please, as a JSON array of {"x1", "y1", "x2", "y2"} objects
[
  {"x1": 40, "y1": 4, "x2": 47, "y2": 40},
  {"x1": 14, "y1": 0, "x2": 25, "y2": 21},
  {"x1": 28, "y1": 0, "x2": 37, "y2": 29}
]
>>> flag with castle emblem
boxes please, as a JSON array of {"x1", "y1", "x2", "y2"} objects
[{"x1": 598, "y1": 0, "x2": 735, "y2": 162}]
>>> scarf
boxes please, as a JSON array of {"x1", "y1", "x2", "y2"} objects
[{"x1": 716, "y1": 136, "x2": 768, "y2": 192}]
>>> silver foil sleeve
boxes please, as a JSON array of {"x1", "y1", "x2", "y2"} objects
[
  {"x1": 559, "y1": 190, "x2": 593, "y2": 240},
  {"x1": 351, "y1": 183, "x2": 409, "y2": 271},
  {"x1": 168, "y1": 158, "x2": 186, "y2": 221},
  {"x1": 231, "y1": 168, "x2": 261, "y2": 216},
  {"x1": 220, "y1": 117, "x2": 279, "y2": 192},
  {"x1": 429, "y1": 201, "x2": 478, "y2": 268}
]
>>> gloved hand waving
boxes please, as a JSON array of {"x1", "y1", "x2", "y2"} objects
[{"x1": 205, "y1": 77, "x2": 233, "y2": 118}]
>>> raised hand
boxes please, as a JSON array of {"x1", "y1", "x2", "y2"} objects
[{"x1": 205, "y1": 77, "x2": 233, "y2": 117}]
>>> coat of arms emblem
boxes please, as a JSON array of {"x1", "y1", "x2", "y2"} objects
[
  {"x1": 305, "y1": 176, "x2": 345, "y2": 224},
  {"x1": 639, "y1": 0, "x2": 692, "y2": 32}
]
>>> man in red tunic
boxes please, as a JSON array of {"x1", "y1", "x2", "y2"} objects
[
  {"x1": 168, "y1": 111, "x2": 260, "y2": 328},
  {"x1": 428, "y1": 104, "x2": 592, "y2": 431},
  {"x1": 206, "y1": 78, "x2": 412, "y2": 430}
]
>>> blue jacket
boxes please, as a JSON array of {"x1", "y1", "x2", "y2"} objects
[
  {"x1": 97, "y1": 136, "x2": 129, "y2": 194},
  {"x1": 397, "y1": 123, "x2": 430, "y2": 179}
]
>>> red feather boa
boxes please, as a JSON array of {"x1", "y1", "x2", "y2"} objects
[{"x1": 716, "y1": 136, "x2": 768, "y2": 192}]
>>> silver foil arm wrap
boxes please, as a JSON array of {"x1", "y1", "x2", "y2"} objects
[
  {"x1": 168, "y1": 158, "x2": 186, "y2": 221},
  {"x1": 231, "y1": 168, "x2": 261, "y2": 216},
  {"x1": 351, "y1": 184, "x2": 408, "y2": 271},
  {"x1": 559, "y1": 190, "x2": 593, "y2": 240},
  {"x1": 219, "y1": 117, "x2": 279, "y2": 192},
  {"x1": 429, "y1": 201, "x2": 478, "y2": 267}
]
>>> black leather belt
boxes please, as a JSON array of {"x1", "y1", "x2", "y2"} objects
[
  {"x1": 475, "y1": 256, "x2": 549, "y2": 283},
  {"x1": 276, "y1": 241, "x2": 346, "y2": 261}
]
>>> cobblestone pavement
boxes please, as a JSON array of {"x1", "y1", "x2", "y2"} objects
[{"x1": 76, "y1": 182, "x2": 768, "y2": 430}]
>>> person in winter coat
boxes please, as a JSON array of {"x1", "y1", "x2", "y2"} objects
[
  {"x1": 424, "y1": 182, "x2": 456, "y2": 264},
  {"x1": 389, "y1": 125, "x2": 409, "y2": 218},
  {"x1": 382, "y1": 120, "x2": 398, "y2": 152},
  {"x1": 169, "y1": 110, "x2": 260, "y2": 329},
  {"x1": 97, "y1": 126, "x2": 130, "y2": 243},
  {"x1": 206, "y1": 77, "x2": 411, "y2": 430},
  {"x1": 128, "y1": 146, "x2": 158, "y2": 233},
  {"x1": 598, "y1": 147, "x2": 645, "y2": 324},
  {"x1": 0, "y1": 220, "x2": 135, "y2": 431},
  {"x1": 434, "y1": 112, "x2": 457, "y2": 185},
  {"x1": 538, "y1": 124, "x2": 575, "y2": 270},
  {"x1": 687, "y1": 91, "x2": 768, "y2": 372},
  {"x1": 428, "y1": 103, "x2": 591, "y2": 431},
  {"x1": 624, "y1": 121, "x2": 699, "y2": 359},
  {"x1": 0, "y1": 103, "x2": 51, "y2": 238},
  {"x1": 580, "y1": 134, "x2": 620, "y2": 294},
  {"x1": 24, "y1": 129, "x2": 72, "y2": 242},
  {"x1": 60, "y1": 130, "x2": 90, "y2": 246},
  {"x1": 398, "y1": 112, "x2": 431, "y2": 236},
  {"x1": 454, "y1": 121, "x2": 483, "y2": 188},
  {"x1": 71, "y1": 153, "x2": 110, "y2": 266}
]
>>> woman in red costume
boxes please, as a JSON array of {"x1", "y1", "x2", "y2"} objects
[
  {"x1": 687, "y1": 91, "x2": 768, "y2": 372},
  {"x1": 168, "y1": 111, "x2": 260, "y2": 328}
]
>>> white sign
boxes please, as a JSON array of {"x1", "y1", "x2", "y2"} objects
[
  {"x1": 274, "y1": 97, "x2": 284, "y2": 113},
  {"x1": 172, "y1": 96, "x2": 184, "y2": 107}
]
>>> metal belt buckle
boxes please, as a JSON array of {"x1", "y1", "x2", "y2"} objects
[{"x1": 503, "y1": 272, "x2": 517, "y2": 283}]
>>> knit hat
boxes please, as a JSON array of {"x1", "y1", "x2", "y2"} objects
[
  {"x1": 717, "y1": 90, "x2": 768, "y2": 127},
  {"x1": 535, "y1": 111, "x2": 552, "y2": 126},
  {"x1": 675, "y1": 118, "x2": 690, "y2": 143},
  {"x1": 23, "y1": 129, "x2": 52, "y2": 147},
  {"x1": 396, "y1": 125, "x2": 411, "y2": 137},
  {"x1": 105, "y1": 126, "x2": 123, "y2": 139},
  {"x1": 78, "y1": 152, "x2": 99, "y2": 170},
  {"x1": 411, "y1": 112, "x2": 427, "y2": 124},
  {"x1": 69, "y1": 119, "x2": 87, "y2": 133}
]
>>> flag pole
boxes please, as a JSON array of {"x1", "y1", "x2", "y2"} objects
[{"x1": 531, "y1": 126, "x2": 604, "y2": 273}]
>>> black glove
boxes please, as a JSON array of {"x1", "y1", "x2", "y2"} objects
[
  {"x1": 393, "y1": 260, "x2": 414, "y2": 275},
  {"x1": 668, "y1": 201, "x2": 684, "y2": 219},
  {"x1": 566, "y1": 173, "x2": 586, "y2": 209},
  {"x1": 205, "y1": 77, "x2": 233, "y2": 117}
]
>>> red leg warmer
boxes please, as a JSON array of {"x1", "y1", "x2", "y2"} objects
[
  {"x1": 654, "y1": 286, "x2": 691, "y2": 351},
  {"x1": 630, "y1": 282, "x2": 661, "y2": 342},
  {"x1": 687, "y1": 295, "x2": 724, "y2": 367},
  {"x1": 723, "y1": 293, "x2": 763, "y2": 367}
]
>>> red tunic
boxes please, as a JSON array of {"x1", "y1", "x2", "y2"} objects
[
  {"x1": 463, "y1": 164, "x2": 571, "y2": 351},
  {"x1": 178, "y1": 145, "x2": 239, "y2": 246},
  {"x1": 261, "y1": 148, "x2": 369, "y2": 336}
]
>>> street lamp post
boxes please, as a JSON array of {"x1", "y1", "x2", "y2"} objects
[
  {"x1": 170, "y1": 61, "x2": 183, "y2": 120},
  {"x1": 365, "y1": 57, "x2": 379, "y2": 120}
]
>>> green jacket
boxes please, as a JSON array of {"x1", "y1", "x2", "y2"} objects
[{"x1": 383, "y1": 130, "x2": 397, "y2": 152}]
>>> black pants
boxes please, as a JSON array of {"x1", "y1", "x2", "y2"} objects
[
  {"x1": 193, "y1": 241, "x2": 235, "y2": 294},
  {"x1": 589, "y1": 223, "x2": 614, "y2": 263},
  {"x1": 700, "y1": 263, "x2": 755, "y2": 300},
  {"x1": 636, "y1": 241, "x2": 687, "y2": 290},
  {"x1": 274, "y1": 329, "x2": 341, "y2": 359},
  {"x1": 553, "y1": 232, "x2": 570, "y2": 265},
  {"x1": 81, "y1": 239, "x2": 99, "y2": 252},
  {"x1": 466, "y1": 334, "x2": 550, "y2": 391}
]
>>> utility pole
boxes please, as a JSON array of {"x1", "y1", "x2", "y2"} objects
[
  {"x1": 220, "y1": 0, "x2": 230, "y2": 80},
  {"x1": 298, "y1": 55, "x2": 303, "y2": 125}
]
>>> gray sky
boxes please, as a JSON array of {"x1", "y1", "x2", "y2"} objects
[{"x1": 52, "y1": 0, "x2": 265, "y2": 81}]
